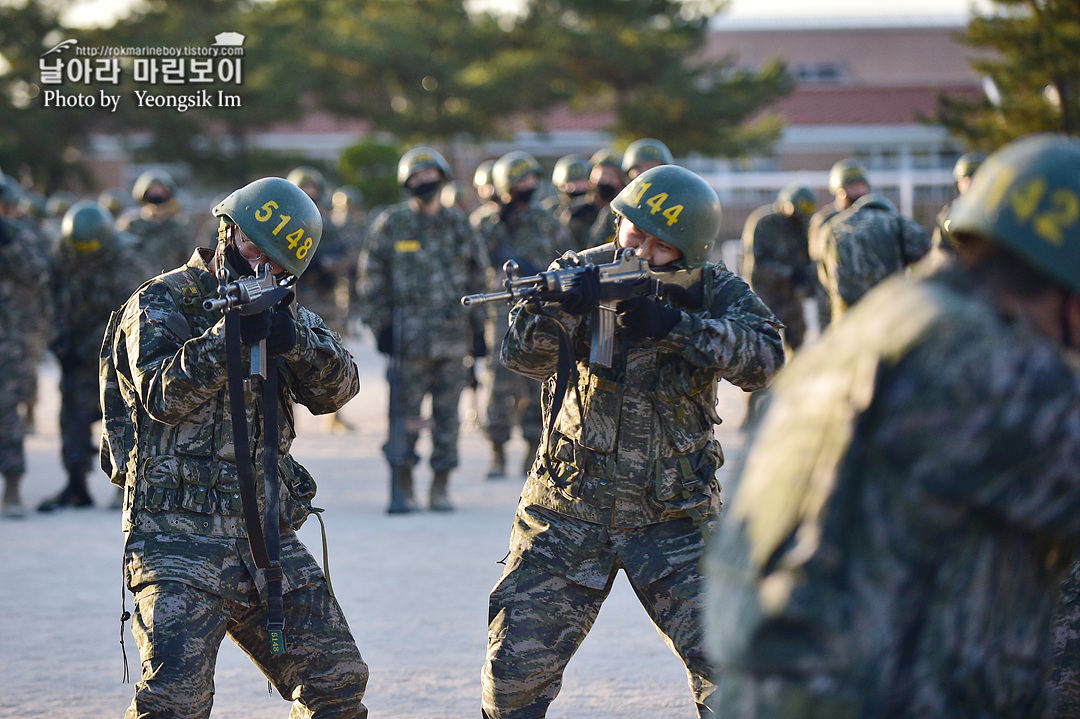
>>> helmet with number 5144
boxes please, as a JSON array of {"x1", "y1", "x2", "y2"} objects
[
  {"x1": 610, "y1": 165, "x2": 721, "y2": 269},
  {"x1": 948, "y1": 133, "x2": 1080, "y2": 295},
  {"x1": 212, "y1": 177, "x2": 322, "y2": 278}
]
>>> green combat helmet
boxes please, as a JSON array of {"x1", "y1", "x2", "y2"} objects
[
  {"x1": 953, "y1": 151, "x2": 986, "y2": 183},
  {"x1": 332, "y1": 185, "x2": 364, "y2": 212},
  {"x1": 213, "y1": 177, "x2": 323, "y2": 278},
  {"x1": 45, "y1": 190, "x2": 78, "y2": 218},
  {"x1": 776, "y1": 184, "x2": 817, "y2": 218},
  {"x1": 61, "y1": 200, "x2": 116, "y2": 256},
  {"x1": 132, "y1": 169, "x2": 177, "y2": 203},
  {"x1": 590, "y1": 148, "x2": 622, "y2": 171},
  {"x1": 492, "y1": 150, "x2": 542, "y2": 197},
  {"x1": 473, "y1": 160, "x2": 495, "y2": 190},
  {"x1": 287, "y1": 165, "x2": 328, "y2": 205},
  {"x1": 397, "y1": 147, "x2": 452, "y2": 187},
  {"x1": 948, "y1": 134, "x2": 1080, "y2": 295},
  {"x1": 610, "y1": 164, "x2": 721, "y2": 269},
  {"x1": 622, "y1": 138, "x2": 673, "y2": 177},
  {"x1": 552, "y1": 154, "x2": 591, "y2": 187},
  {"x1": 827, "y1": 159, "x2": 869, "y2": 195}
]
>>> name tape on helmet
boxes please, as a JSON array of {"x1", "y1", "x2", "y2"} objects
[
  {"x1": 981, "y1": 165, "x2": 1080, "y2": 247},
  {"x1": 628, "y1": 181, "x2": 683, "y2": 227},
  {"x1": 254, "y1": 199, "x2": 314, "y2": 261}
]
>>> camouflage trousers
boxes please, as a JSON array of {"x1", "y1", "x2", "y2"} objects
[
  {"x1": 388, "y1": 356, "x2": 468, "y2": 473},
  {"x1": 125, "y1": 580, "x2": 369, "y2": 718},
  {"x1": 485, "y1": 359, "x2": 542, "y2": 446},
  {"x1": 482, "y1": 505, "x2": 716, "y2": 718},
  {"x1": 1049, "y1": 557, "x2": 1080, "y2": 716},
  {"x1": 59, "y1": 365, "x2": 101, "y2": 476},
  {"x1": 708, "y1": 672, "x2": 864, "y2": 719},
  {"x1": 0, "y1": 356, "x2": 26, "y2": 476}
]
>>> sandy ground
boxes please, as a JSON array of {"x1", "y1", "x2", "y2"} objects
[{"x1": 0, "y1": 332, "x2": 751, "y2": 718}]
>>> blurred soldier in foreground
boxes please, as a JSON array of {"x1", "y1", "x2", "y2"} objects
[
  {"x1": 817, "y1": 174, "x2": 930, "y2": 320},
  {"x1": 105, "y1": 176, "x2": 368, "y2": 716},
  {"x1": 929, "y1": 151, "x2": 985, "y2": 263},
  {"x1": 706, "y1": 134, "x2": 1080, "y2": 719},
  {"x1": 0, "y1": 170, "x2": 50, "y2": 518},
  {"x1": 37, "y1": 202, "x2": 146, "y2": 512},
  {"x1": 482, "y1": 165, "x2": 785, "y2": 718},
  {"x1": 477, "y1": 150, "x2": 569, "y2": 479},
  {"x1": 121, "y1": 169, "x2": 194, "y2": 275},
  {"x1": 357, "y1": 147, "x2": 489, "y2": 511}
]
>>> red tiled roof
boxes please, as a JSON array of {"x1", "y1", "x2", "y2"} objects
[{"x1": 771, "y1": 84, "x2": 983, "y2": 125}]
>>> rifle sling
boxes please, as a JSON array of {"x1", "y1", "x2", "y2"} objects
[{"x1": 536, "y1": 304, "x2": 584, "y2": 489}]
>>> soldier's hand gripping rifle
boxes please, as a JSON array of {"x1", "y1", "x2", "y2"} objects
[
  {"x1": 461, "y1": 248, "x2": 699, "y2": 367},
  {"x1": 204, "y1": 263, "x2": 295, "y2": 379}
]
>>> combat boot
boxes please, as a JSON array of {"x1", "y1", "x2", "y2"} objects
[
  {"x1": 486, "y1": 443, "x2": 506, "y2": 480},
  {"x1": 522, "y1": 439, "x2": 540, "y2": 477},
  {"x1": 2, "y1": 472, "x2": 25, "y2": 519},
  {"x1": 37, "y1": 474, "x2": 93, "y2": 513},
  {"x1": 429, "y1": 470, "x2": 453, "y2": 512},
  {"x1": 388, "y1": 465, "x2": 419, "y2": 514}
]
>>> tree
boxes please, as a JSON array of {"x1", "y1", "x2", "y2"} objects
[{"x1": 936, "y1": 0, "x2": 1080, "y2": 150}]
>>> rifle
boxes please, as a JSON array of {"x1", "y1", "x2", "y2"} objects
[
  {"x1": 385, "y1": 304, "x2": 413, "y2": 514},
  {"x1": 461, "y1": 248, "x2": 700, "y2": 367}
]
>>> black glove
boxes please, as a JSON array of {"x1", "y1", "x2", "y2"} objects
[
  {"x1": 556, "y1": 265, "x2": 601, "y2": 316},
  {"x1": 239, "y1": 310, "x2": 272, "y2": 346},
  {"x1": 266, "y1": 308, "x2": 297, "y2": 357},
  {"x1": 471, "y1": 328, "x2": 488, "y2": 358},
  {"x1": 616, "y1": 296, "x2": 682, "y2": 341},
  {"x1": 377, "y1": 324, "x2": 394, "y2": 355}
]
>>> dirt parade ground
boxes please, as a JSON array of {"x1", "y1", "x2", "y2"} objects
[{"x1": 0, "y1": 331, "x2": 752, "y2": 719}]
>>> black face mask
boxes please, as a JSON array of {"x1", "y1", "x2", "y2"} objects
[
  {"x1": 512, "y1": 188, "x2": 535, "y2": 206},
  {"x1": 144, "y1": 193, "x2": 169, "y2": 205},
  {"x1": 595, "y1": 183, "x2": 619, "y2": 202},
  {"x1": 408, "y1": 181, "x2": 442, "y2": 203},
  {"x1": 224, "y1": 242, "x2": 255, "y2": 278}
]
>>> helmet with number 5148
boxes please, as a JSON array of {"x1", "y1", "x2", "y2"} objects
[
  {"x1": 212, "y1": 177, "x2": 323, "y2": 278},
  {"x1": 610, "y1": 165, "x2": 721, "y2": 269},
  {"x1": 948, "y1": 133, "x2": 1080, "y2": 295}
]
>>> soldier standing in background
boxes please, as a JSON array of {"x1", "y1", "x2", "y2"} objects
[
  {"x1": 0, "y1": 169, "x2": 50, "y2": 518},
  {"x1": 476, "y1": 150, "x2": 569, "y2": 479},
  {"x1": 929, "y1": 151, "x2": 985, "y2": 264},
  {"x1": 706, "y1": 134, "x2": 1080, "y2": 719},
  {"x1": 331, "y1": 185, "x2": 368, "y2": 334},
  {"x1": 589, "y1": 138, "x2": 673, "y2": 247},
  {"x1": 357, "y1": 147, "x2": 489, "y2": 511},
  {"x1": 121, "y1": 169, "x2": 194, "y2": 275},
  {"x1": 37, "y1": 202, "x2": 147, "y2": 512},
  {"x1": 559, "y1": 148, "x2": 623, "y2": 249},
  {"x1": 470, "y1": 160, "x2": 500, "y2": 230},
  {"x1": 542, "y1": 154, "x2": 590, "y2": 218},
  {"x1": 482, "y1": 165, "x2": 784, "y2": 718}
]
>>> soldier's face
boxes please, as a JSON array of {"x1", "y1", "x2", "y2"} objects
[
  {"x1": 234, "y1": 227, "x2": 283, "y2": 275},
  {"x1": 617, "y1": 219, "x2": 683, "y2": 267}
]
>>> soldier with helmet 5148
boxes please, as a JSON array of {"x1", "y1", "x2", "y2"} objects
[
  {"x1": 482, "y1": 164, "x2": 785, "y2": 718},
  {"x1": 105, "y1": 176, "x2": 369, "y2": 717}
]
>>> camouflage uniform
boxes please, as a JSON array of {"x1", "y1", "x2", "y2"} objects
[
  {"x1": 357, "y1": 201, "x2": 489, "y2": 474},
  {"x1": 106, "y1": 248, "x2": 368, "y2": 718},
  {"x1": 0, "y1": 217, "x2": 49, "y2": 480},
  {"x1": 49, "y1": 234, "x2": 146, "y2": 485},
  {"x1": 740, "y1": 204, "x2": 812, "y2": 350},
  {"x1": 705, "y1": 265, "x2": 1080, "y2": 719},
  {"x1": 482, "y1": 243, "x2": 785, "y2": 718},
  {"x1": 122, "y1": 206, "x2": 196, "y2": 277},
  {"x1": 557, "y1": 196, "x2": 602, "y2": 250},
  {"x1": 475, "y1": 203, "x2": 568, "y2": 457},
  {"x1": 817, "y1": 193, "x2": 930, "y2": 320},
  {"x1": 1051, "y1": 560, "x2": 1080, "y2": 716},
  {"x1": 14, "y1": 217, "x2": 53, "y2": 426},
  {"x1": 299, "y1": 219, "x2": 352, "y2": 336}
]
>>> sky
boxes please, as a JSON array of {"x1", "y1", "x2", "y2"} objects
[{"x1": 61, "y1": 0, "x2": 996, "y2": 29}]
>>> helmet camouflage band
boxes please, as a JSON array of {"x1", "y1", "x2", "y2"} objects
[
  {"x1": 610, "y1": 165, "x2": 721, "y2": 269},
  {"x1": 947, "y1": 133, "x2": 1080, "y2": 295},
  {"x1": 776, "y1": 184, "x2": 817, "y2": 218},
  {"x1": 473, "y1": 160, "x2": 495, "y2": 190},
  {"x1": 828, "y1": 159, "x2": 869, "y2": 195},
  {"x1": 213, "y1": 177, "x2": 322, "y2": 278},
  {"x1": 62, "y1": 201, "x2": 115, "y2": 255},
  {"x1": 397, "y1": 147, "x2": 452, "y2": 187},
  {"x1": 132, "y1": 169, "x2": 177, "y2": 202},
  {"x1": 622, "y1": 138, "x2": 673, "y2": 175},
  {"x1": 590, "y1": 148, "x2": 622, "y2": 171},
  {"x1": 492, "y1": 151, "x2": 542, "y2": 197},
  {"x1": 953, "y1": 151, "x2": 987, "y2": 183},
  {"x1": 552, "y1": 154, "x2": 591, "y2": 187}
]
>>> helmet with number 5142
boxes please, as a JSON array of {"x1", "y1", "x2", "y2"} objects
[
  {"x1": 948, "y1": 133, "x2": 1080, "y2": 295},
  {"x1": 610, "y1": 165, "x2": 721, "y2": 269},
  {"x1": 212, "y1": 177, "x2": 323, "y2": 278}
]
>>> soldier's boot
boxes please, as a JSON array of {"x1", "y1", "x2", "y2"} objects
[
  {"x1": 429, "y1": 471, "x2": 453, "y2": 512},
  {"x1": 37, "y1": 473, "x2": 93, "y2": 513},
  {"x1": 522, "y1": 439, "x2": 540, "y2": 477},
  {"x1": 1, "y1": 473, "x2": 26, "y2": 519},
  {"x1": 388, "y1": 465, "x2": 419, "y2": 514},
  {"x1": 486, "y1": 443, "x2": 506, "y2": 480}
]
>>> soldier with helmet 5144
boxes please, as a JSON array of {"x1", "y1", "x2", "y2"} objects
[
  {"x1": 482, "y1": 164, "x2": 785, "y2": 718},
  {"x1": 105, "y1": 176, "x2": 369, "y2": 717}
]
